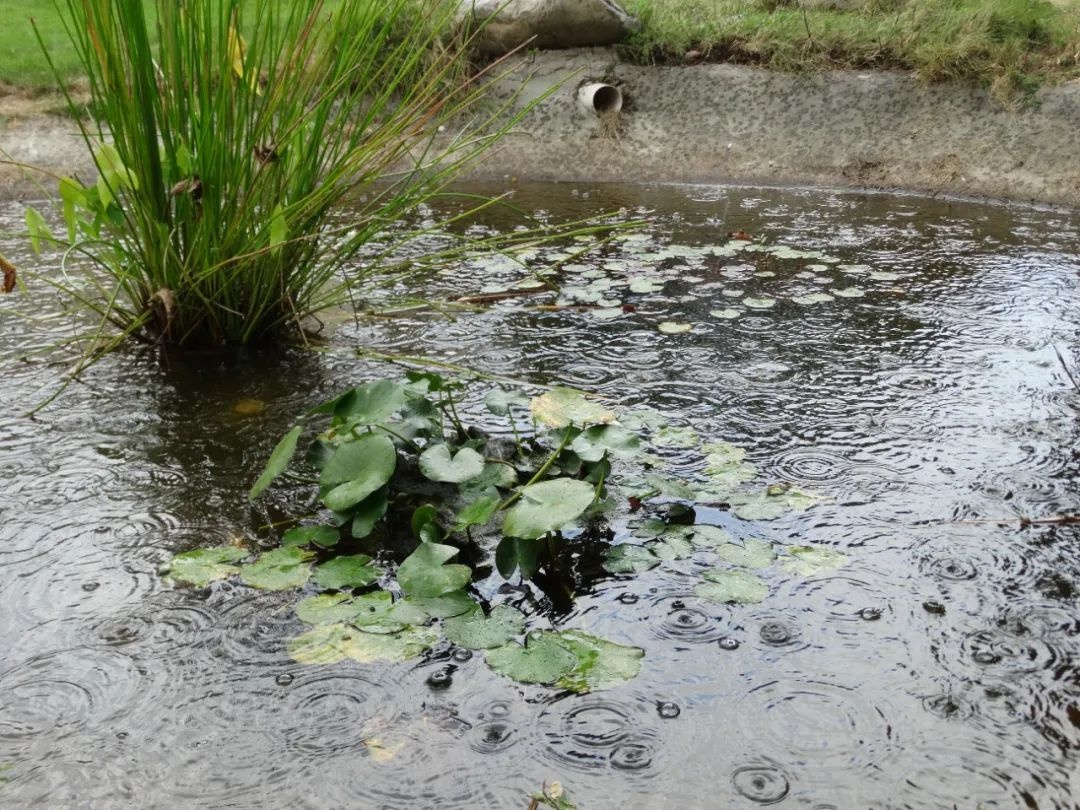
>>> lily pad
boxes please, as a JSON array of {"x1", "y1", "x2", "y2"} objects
[
  {"x1": 485, "y1": 632, "x2": 577, "y2": 685},
  {"x1": 553, "y1": 630, "x2": 644, "y2": 693},
  {"x1": 397, "y1": 542, "x2": 472, "y2": 598},
  {"x1": 332, "y1": 380, "x2": 406, "y2": 424},
  {"x1": 602, "y1": 544, "x2": 661, "y2": 574},
  {"x1": 869, "y1": 271, "x2": 901, "y2": 281},
  {"x1": 419, "y1": 444, "x2": 485, "y2": 483},
  {"x1": 240, "y1": 547, "x2": 314, "y2": 590},
  {"x1": 503, "y1": 478, "x2": 596, "y2": 539},
  {"x1": 833, "y1": 287, "x2": 865, "y2": 298},
  {"x1": 792, "y1": 293, "x2": 834, "y2": 305},
  {"x1": 296, "y1": 593, "x2": 369, "y2": 625},
  {"x1": 351, "y1": 488, "x2": 389, "y2": 540},
  {"x1": 495, "y1": 535, "x2": 541, "y2": 580},
  {"x1": 652, "y1": 425, "x2": 700, "y2": 449},
  {"x1": 647, "y1": 531, "x2": 695, "y2": 561},
  {"x1": 454, "y1": 490, "x2": 501, "y2": 531},
  {"x1": 571, "y1": 424, "x2": 642, "y2": 462},
  {"x1": 731, "y1": 486, "x2": 821, "y2": 521},
  {"x1": 716, "y1": 539, "x2": 775, "y2": 569},
  {"x1": 687, "y1": 524, "x2": 735, "y2": 548},
  {"x1": 695, "y1": 569, "x2": 769, "y2": 604},
  {"x1": 709, "y1": 308, "x2": 742, "y2": 319},
  {"x1": 781, "y1": 545, "x2": 849, "y2": 576},
  {"x1": 743, "y1": 297, "x2": 777, "y2": 309},
  {"x1": 658, "y1": 321, "x2": 692, "y2": 334},
  {"x1": 403, "y1": 590, "x2": 478, "y2": 619},
  {"x1": 283, "y1": 524, "x2": 340, "y2": 550},
  {"x1": 530, "y1": 388, "x2": 615, "y2": 429},
  {"x1": 351, "y1": 591, "x2": 429, "y2": 632},
  {"x1": 443, "y1": 604, "x2": 527, "y2": 650},
  {"x1": 320, "y1": 433, "x2": 397, "y2": 512},
  {"x1": 312, "y1": 554, "x2": 382, "y2": 590},
  {"x1": 289, "y1": 623, "x2": 438, "y2": 665},
  {"x1": 484, "y1": 388, "x2": 530, "y2": 416},
  {"x1": 163, "y1": 546, "x2": 245, "y2": 587},
  {"x1": 628, "y1": 277, "x2": 664, "y2": 294}
]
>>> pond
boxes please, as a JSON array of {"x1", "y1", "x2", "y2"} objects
[{"x1": 2, "y1": 182, "x2": 1080, "y2": 808}]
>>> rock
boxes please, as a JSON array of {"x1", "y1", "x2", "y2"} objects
[{"x1": 459, "y1": 0, "x2": 640, "y2": 56}]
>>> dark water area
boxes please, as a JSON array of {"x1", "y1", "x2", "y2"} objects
[{"x1": 3, "y1": 183, "x2": 1080, "y2": 808}]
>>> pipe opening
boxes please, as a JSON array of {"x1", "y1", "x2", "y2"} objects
[{"x1": 591, "y1": 85, "x2": 622, "y2": 114}]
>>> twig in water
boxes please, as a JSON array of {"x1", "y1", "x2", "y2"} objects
[{"x1": 1052, "y1": 343, "x2": 1079, "y2": 390}]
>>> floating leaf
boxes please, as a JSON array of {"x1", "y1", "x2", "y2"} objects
[
  {"x1": 454, "y1": 490, "x2": 501, "y2": 531},
  {"x1": 743, "y1": 297, "x2": 776, "y2": 309},
  {"x1": 834, "y1": 287, "x2": 865, "y2": 298},
  {"x1": 249, "y1": 424, "x2": 303, "y2": 500},
  {"x1": 643, "y1": 474, "x2": 697, "y2": 500},
  {"x1": 869, "y1": 271, "x2": 901, "y2": 281},
  {"x1": 571, "y1": 424, "x2": 642, "y2": 462},
  {"x1": 652, "y1": 425, "x2": 699, "y2": 448},
  {"x1": 484, "y1": 388, "x2": 529, "y2": 416},
  {"x1": 444, "y1": 604, "x2": 526, "y2": 650},
  {"x1": 503, "y1": 479, "x2": 596, "y2": 539},
  {"x1": 350, "y1": 591, "x2": 428, "y2": 632},
  {"x1": 731, "y1": 486, "x2": 821, "y2": 521},
  {"x1": 658, "y1": 321, "x2": 692, "y2": 334},
  {"x1": 331, "y1": 380, "x2": 407, "y2": 424},
  {"x1": 716, "y1": 539, "x2": 775, "y2": 569},
  {"x1": 163, "y1": 546, "x2": 245, "y2": 587},
  {"x1": 320, "y1": 434, "x2": 397, "y2": 512},
  {"x1": 312, "y1": 554, "x2": 382, "y2": 590},
  {"x1": 792, "y1": 293, "x2": 834, "y2": 305},
  {"x1": 351, "y1": 488, "x2": 389, "y2": 539},
  {"x1": 554, "y1": 630, "x2": 645, "y2": 693},
  {"x1": 781, "y1": 545, "x2": 849, "y2": 576},
  {"x1": 695, "y1": 569, "x2": 768, "y2": 604},
  {"x1": 530, "y1": 388, "x2": 615, "y2": 428},
  {"x1": 688, "y1": 524, "x2": 735, "y2": 548},
  {"x1": 296, "y1": 593, "x2": 368, "y2": 625},
  {"x1": 485, "y1": 632, "x2": 577, "y2": 685},
  {"x1": 602, "y1": 544, "x2": 661, "y2": 574},
  {"x1": 647, "y1": 531, "x2": 695, "y2": 560},
  {"x1": 232, "y1": 399, "x2": 265, "y2": 416},
  {"x1": 631, "y1": 517, "x2": 669, "y2": 539},
  {"x1": 461, "y1": 462, "x2": 518, "y2": 496},
  {"x1": 397, "y1": 542, "x2": 471, "y2": 598},
  {"x1": 282, "y1": 525, "x2": 339, "y2": 549},
  {"x1": 418, "y1": 444, "x2": 485, "y2": 483},
  {"x1": 710, "y1": 308, "x2": 742, "y2": 319},
  {"x1": 403, "y1": 590, "x2": 478, "y2": 619},
  {"x1": 289, "y1": 624, "x2": 438, "y2": 665},
  {"x1": 629, "y1": 277, "x2": 664, "y2": 294},
  {"x1": 240, "y1": 547, "x2": 314, "y2": 590}
]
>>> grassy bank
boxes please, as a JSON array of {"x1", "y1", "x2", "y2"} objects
[
  {"x1": 622, "y1": 0, "x2": 1080, "y2": 97},
  {"x1": 1, "y1": 0, "x2": 1078, "y2": 95}
]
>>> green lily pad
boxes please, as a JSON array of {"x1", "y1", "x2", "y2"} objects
[
  {"x1": 781, "y1": 545, "x2": 849, "y2": 576},
  {"x1": 631, "y1": 517, "x2": 669, "y2": 539},
  {"x1": 571, "y1": 424, "x2": 642, "y2": 462},
  {"x1": 716, "y1": 539, "x2": 775, "y2": 569},
  {"x1": 485, "y1": 632, "x2": 577, "y2": 685},
  {"x1": 461, "y1": 463, "x2": 518, "y2": 496},
  {"x1": 530, "y1": 388, "x2": 615, "y2": 429},
  {"x1": 792, "y1": 292, "x2": 835, "y2": 305},
  {"x1": 834, "y1": 287, "x2": 865, "y2": 298},
  {"x1": 687, "y1": 524, "x2": 735, "y2": 548},
  {"x1": 163, "y1": 546, "x2": 245, "y2": 587},
  {"x1": 503, "y1": 479, "x2": 596, "y2": 539},
  {"x1": 351, "y1": 487, "x2": 389, "y2": 539},
  {"x1": 495, "y1": 535, "x2": 541, "y2": 580},
  {"x1": 288, "y1": 623, "x2": 438, "y2": 665},
  {"x1": 602, "y1": 544, "x2": 661, "y2": 574},
  {"x1": 710, "y1": 308, "x2": 742, "y2": 319},
  {"x1": 331, "y1": 380, "x2": 406, "y2": 424},
  {"x1": 743, "y1": 297, "x2": 777, "y2": 309},
  {"x1": 731, "y1": 486, "x2": 821, "y2": 521},
  {"x1": 350, "y1": 591, "x2": 429, "y2": 632},
  {"x1": 403, "y1": 590, "x2": 478, "y2": 619},
  {"x1": 444, "y1": 604, "x2": 527, "y2": 650},
  {"x1": 320, "y1": 433, "x2": 397, "y2": 512},
  {"x1": 419, "y1": 444, "x2": 485, "y2": 483},
  {"x1": 397, "y1": 542, "x2": 472, "y2": 598},
  {"x1": 652, "y1": 425, "x2": 700, "y2": 449},
  {"x1": 454, "y1": 490, "x2": 502, "y2": 531},
  {"x1": 869, "y1": 271, "x2": 901, "y2": 281},
  {"x1": 695, "y1": 569, "x2": 769, "y2": 604},
  {"x1": 484, "y1": 388, "x2": 530, "y2": 416},
  {"x1": 629, "y1": 277, "x2": 664, "y2": 294},
  {"x1": 553, "y1": 630, "x2": 644, "y2": 693},
  {"x1": 312, "y1": 554, "x2": 382, "y2": 590},
  {"x1": 643, "y1": 474, "x2": 698, "y2": 500},
  {"x1": 647, "y1": 530, "x2": 695, "y2": 560},
  {"x1": 658, "y1": 321, "x2": 692, "y2": 334},
  {"x1": 240, "y1": 547, "x2": 314, "y2": 590},
  {"x1": 296, "y1": 593, "x2": 368, "y2": 625},
  {"x1": 282, "y1": 525, "x2": 340, "y2": 549}
]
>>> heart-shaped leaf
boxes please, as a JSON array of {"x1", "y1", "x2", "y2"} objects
[
  {"x1": 530, "y1": 388, "x2": 615, "y2": 429},
  {"x1": 716, "y1": 539, "x2": 775, "y2": 569},
  {"x1": 312, "y1": 554, "x2": 382, "y2": 590},
  {"x1": 444, "y1": 604, "x2": 526, "y2": 650},
  {"x1": 419, "y1": 444, "x2": 485, "y2": 483},
  {"x1": 397, "y1": 542, "x2": 471, "y2": 598},
  {"x1": 282, "y1": 525, "x2": 339, "y2": 549},
  {"x1": 485, "y1": 632, "x2": 577, "y2": 684},
  {"x1": 485, "y1": 388, "x2": 530, "y2": 416},
  {"x1": 602, "y1": 544, "x2": 661, "y2": 574},
  {"x1": 240, "y1": 547, "x2": 314, "y2": 590},
  {"x1": 163, "y1": 546, "x2": 245, "y2": 587},
  {"x1": 503, "y1": 479, "x2": 596, "y2": 539},
  {"x1": 296, "y1": 593, "x2": 368, "y2": 625},
  {"x1": 687, "y1": 524, "x2": 735, "y2": 548},
  {"x1": 403, "y1": 590, "x2": 478, "y2": 619},
  {"x1": 351, "y1": 487, "x2": 389, "y2": 539},
  {"x1": 332, "y1": 380, "x2": 406, "y2": 424},
  {"x1": 695, "y1": 568, "x2": 768, "y2": 604},
  {"x1": 553, "y1": 630, "x2": 644, "y2": 693},
  {"x1": 780, "y1": 545, "x2": 848, "y2": 576},
  {"x1": 320, "y1": 433, "x2": 397, "y2": 512},
  {"x1": 571, "y1": 424, "x2": 642, "y2": 462},
  {"x1": 454, "y1": 490, "x2": 501, "y2": 531},
  {"x1": 288, "y1": 623, "x2": 437, "y2": 665}
]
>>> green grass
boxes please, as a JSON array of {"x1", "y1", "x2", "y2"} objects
[
  {"x1": 622, "y1": 0, "x2": 1080, "y2": 95},
  {"x1": 1, "y1": 0, "x2": 1077, "y2": 94}
]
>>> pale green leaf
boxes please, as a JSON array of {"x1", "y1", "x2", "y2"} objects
[
  {"x1": 780, "y1": 545, "x2": 849, "y2": 576},
  {"x1": 695, "y1": 568, "x2": 768, "y2": 604},
  {"x1": 312, "y1": 554, "x2": 382, "y2": 590},
  {"x1": 485, "y1": 632, "x2": 577, "y2": 684},
  {"x1": 418, "y1": 444, "x2": 485, "y2": 483},
  {"x1": 240, "y1": 547, "x2": 314, "y2": 590},
  {"x1": 503, "y1": 479, "x2": 596, "y2": 539},
  {"x1": 530, "y1": 388, "x2": 615, "y2": 428},
  {"x1": 443, "y1": 604, "x2": 526, "y2": 650},
  {"x1": 163, "y1": 546, "x2": 245, "y2": 587},
  {"x1": 397, "y1": 542, "x2": 471, "y2": 598},
  {"x1": 249, "y1": 424, "x2": 303, "y2": 500},
  {"x1": 553, "y1": 630, "x2": 644, "y2": 693}
]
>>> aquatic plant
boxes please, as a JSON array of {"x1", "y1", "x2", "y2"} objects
[
  {"x1": 23, "y1": 0, "x2": 566, "y2": 358},
  {"x1": 161, "y1": 372, "x2": 841, "y2": 686}
]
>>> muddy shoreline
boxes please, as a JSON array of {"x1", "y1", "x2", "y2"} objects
[{"x1": 2, "y1": 48, "x2": 1078, "y2": 206}]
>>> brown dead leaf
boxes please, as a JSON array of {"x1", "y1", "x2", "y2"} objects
[{"x1": 1, "y1": 254, "x2": 16, "y2": 294}]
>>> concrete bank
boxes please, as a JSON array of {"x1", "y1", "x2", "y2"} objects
[
  {"x1": 2, "y1": 49, "x2": 1078, "y2": 205},
  {"x1": 467, "y1": 49, "x2": 1080, "y2": 207}
]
